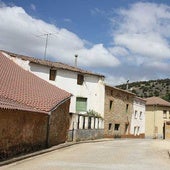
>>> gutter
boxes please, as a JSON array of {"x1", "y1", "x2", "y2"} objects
[{"x1": 46, "y1": 95, "x2": 72, "y2": 148}]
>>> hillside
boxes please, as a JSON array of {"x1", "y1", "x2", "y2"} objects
[{"x1": 116, "y1": 78, "x2": 170, "y2": 102}]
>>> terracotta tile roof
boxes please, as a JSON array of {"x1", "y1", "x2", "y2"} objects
[
  {"x1": 0, "y1": 96, "x2": 47, "y2": 113},
  {"x1": 135, "y1": 96, "x2": 146, "y2": 102},
  {"x1": 1, "y1": 50, "x2": 104, "y2": 77},
  {"x1": 146, "y1": 97, "x2": 170, "y2": 107},
  {"x1": 0, "y1": 52, "x2": 72, "y2": 113}
]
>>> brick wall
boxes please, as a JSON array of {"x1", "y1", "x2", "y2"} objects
[
  {"x1": 0, "y1": 109, "x2": 48, "y2": 161},
  {"x1": 104, "y1": 86, "x2": 134, "y2": 138},
  {"x1": 48, "y1": 99, "x2": 70, "y2": 146}
]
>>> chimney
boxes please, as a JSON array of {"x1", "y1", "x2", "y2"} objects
[
  {"x1": 126, "y1": 80, "x2": 129, "y2": 90},
  {"x1": 75, "y1": 54, "x2": 78, "y2": 67}
]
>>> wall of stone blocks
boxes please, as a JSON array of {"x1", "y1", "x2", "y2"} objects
[
  {"x1": 0, "y1": 109, "x2": 48, "y2": 161},
  {"x1": 104, "y1": 87, "x2": 134, "y2": 138},
  {"x1": 48, "y1": 99, "x2": 70, "y2": 146},
  {"x1": 67, "y1": 129, "x2": 104, "y2": 142}
]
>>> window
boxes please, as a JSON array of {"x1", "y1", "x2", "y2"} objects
[
  {"x1": 137, "y1": 127, "x2": 140, "y2": 135},
  {"x1": 76, "y1": 97, "x2": 87, "y2": 112},
  {"x1": 134, "y1": 110, "x2": 138, "y2": 119},
  {"x1": 108, "y1": 123, "x2": 112, "y2": 130},
  {"x1": 49, "y1": 69, "x2": 56, "y2": 81},
  {"x1": 139, "y1": 112, "x2": 142, "y2": 120},
  {"x1": 134, "y1": 126, "x2": 139, "y2": 136},
  {"x1": 163, "y1": 110, "x2": 167, "y2": 119},
  {"x1": 77, "y1": 74, "x2": 84, "y2": 85},
  {"x1": 109, "y1": 100, "x2": 113, "y2": 110},
  {"x1": 126, "y1": 104, "x2": 129, "y2": 113},
  {"x1": 114, "y1": 124, "x2": 120, "y2": 131}
]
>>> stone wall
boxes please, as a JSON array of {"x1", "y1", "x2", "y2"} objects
[
  {"x1": 68, "y1": 129, "x2": 104, "y2": 142},
  {"x1": 48, "y1": 99, "x2": 70, "y2": 146},
  {"x1": 104, "y1": 86, "x2": 134, "y2": 138},
  {"x1": 0, "y1": 109, "x2": 48, "y2": 161}
]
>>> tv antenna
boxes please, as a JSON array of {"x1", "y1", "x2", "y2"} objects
[
  {"x1": 35, "y1": 33, "x2": 53, "y2": 60},
  {"x1": 43, "y1": 33, "x2": 52, "y2": 60}
]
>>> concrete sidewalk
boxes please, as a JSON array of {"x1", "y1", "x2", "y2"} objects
[{"x1": 0, "y1": 138, "x2": 113, "y2": 166}]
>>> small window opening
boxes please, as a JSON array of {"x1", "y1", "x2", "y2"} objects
[
  {"x1": 49, "y1": 69, "x2": 56, "y2": 81},
  {"x1": 126, "y1": 104, "x2": 129, "y2": 113},
  {"x1": 114, "y1": 124, "x2": 120, "y2": 131},
  {"x1": 163, "y1": 110, "x2": 167, "y2": 119},
  {"x1": 134, "y1": 110, "x2": 138, "y2": 119},
  {"x1": 108, "y1": 123, "x2": 112, "y2": 130},
  {"x1": 77, "y1": 74, "x2": 84, "y2": 85},
  {"x1": 109, "y1": 100, "x2": 113, "y2": 110},
  {"x1": 139, "y1": 112, "x2": 142, "y2": 120}
]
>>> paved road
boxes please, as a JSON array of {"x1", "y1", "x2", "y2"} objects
[{"x1": 0, "y1": 139, "x2": 170, "y2": 170}]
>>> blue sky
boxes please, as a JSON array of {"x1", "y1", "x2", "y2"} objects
[{"x1": 0, "y1": 0, "x2": 170, "y2": 85}]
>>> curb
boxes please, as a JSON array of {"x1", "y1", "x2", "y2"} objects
[{"x1": 0, "y1": 138, "x2": 113, "y2": 166}]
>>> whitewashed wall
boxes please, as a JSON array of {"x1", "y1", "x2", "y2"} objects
[
  {"x1": 130, "y1": 98, "x2": 145, "y2": 135},
  {"x1": 6, "y1": 54, "x2": 105, "y2": 118}
]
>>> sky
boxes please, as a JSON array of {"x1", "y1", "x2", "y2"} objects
[{"x1": 0, "y1": 0, "x2": 170, "y2": 86}]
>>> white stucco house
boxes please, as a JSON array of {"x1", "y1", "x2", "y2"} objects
[
  {"x1": 2, "y1": 51, "x2": 105, "y2": 133},
  {"x1": 130, "y1": 97, "x2": 146, "y2": 137}
]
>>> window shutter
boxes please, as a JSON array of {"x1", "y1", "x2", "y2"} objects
[{"x1": 76, "y1": 97, "x2": 87, "y2": 112}]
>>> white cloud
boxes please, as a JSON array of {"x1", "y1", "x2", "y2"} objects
[
  {"x1": 77, "y1": 44, "x2": 120, "y2": 67},
  {"x1": 0, "y1": 4, "x2": 119, "y2": 69},
  {"x1": 111, "y1": 2, "x2": 170, "y2": 63},
  {"x1": 106, "y1": 2, "x2": 170, "y2": 85}
]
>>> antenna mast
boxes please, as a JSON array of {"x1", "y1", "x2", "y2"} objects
[{"x1": 43, "y1": 33, "x2": 52, "y2": 60}]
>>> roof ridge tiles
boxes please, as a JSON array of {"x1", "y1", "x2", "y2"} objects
[{"x1": 0, "y1": 50, "x2": 104, "y2": 77}]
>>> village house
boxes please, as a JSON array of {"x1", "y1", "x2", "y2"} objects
[
  {"x1": 130, "y1": 97, "x2": 146, "y2": 138},
  {"x1": 145, "y1": 96, "x2": 170, "y2": 139},
  {"x1": 2, "y1": 50, "x2": 105, "y2": 141},
  {"x1": 0, "y1": 52, "x2": 72, "y2": 161},
  {"x1": 104, "y1": 85, "x2": 135, "y2": 138}
]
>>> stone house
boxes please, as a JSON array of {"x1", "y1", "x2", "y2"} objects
[
  {"x1": 2, "y1": 50, "x2": 105, "y2": 141},
  {"x1": 145, "y1": 96, "x2": 170, "y2": 139},
  {"x1": 0, "y1": 52, "x2": 72, "y2": 161},
  {"x1": 130, "y1": 97, "x2": 146, "y2": 138},
  {"x1": 104, "y1": 85, "x2": 135, "y2": 138}
]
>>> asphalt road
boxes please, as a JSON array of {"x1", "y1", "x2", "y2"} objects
[{"x1": 1, "y1": 139, "x2": 170, "y2": 170}]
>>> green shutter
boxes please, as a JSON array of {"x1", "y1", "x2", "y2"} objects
[{"x1": 76, "y1": 97, "x2": 87, "y2": 112}]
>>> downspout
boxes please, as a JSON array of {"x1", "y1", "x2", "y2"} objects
[{"x1": 46, "y1": 96, "x2": 72, "y2": 148}]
